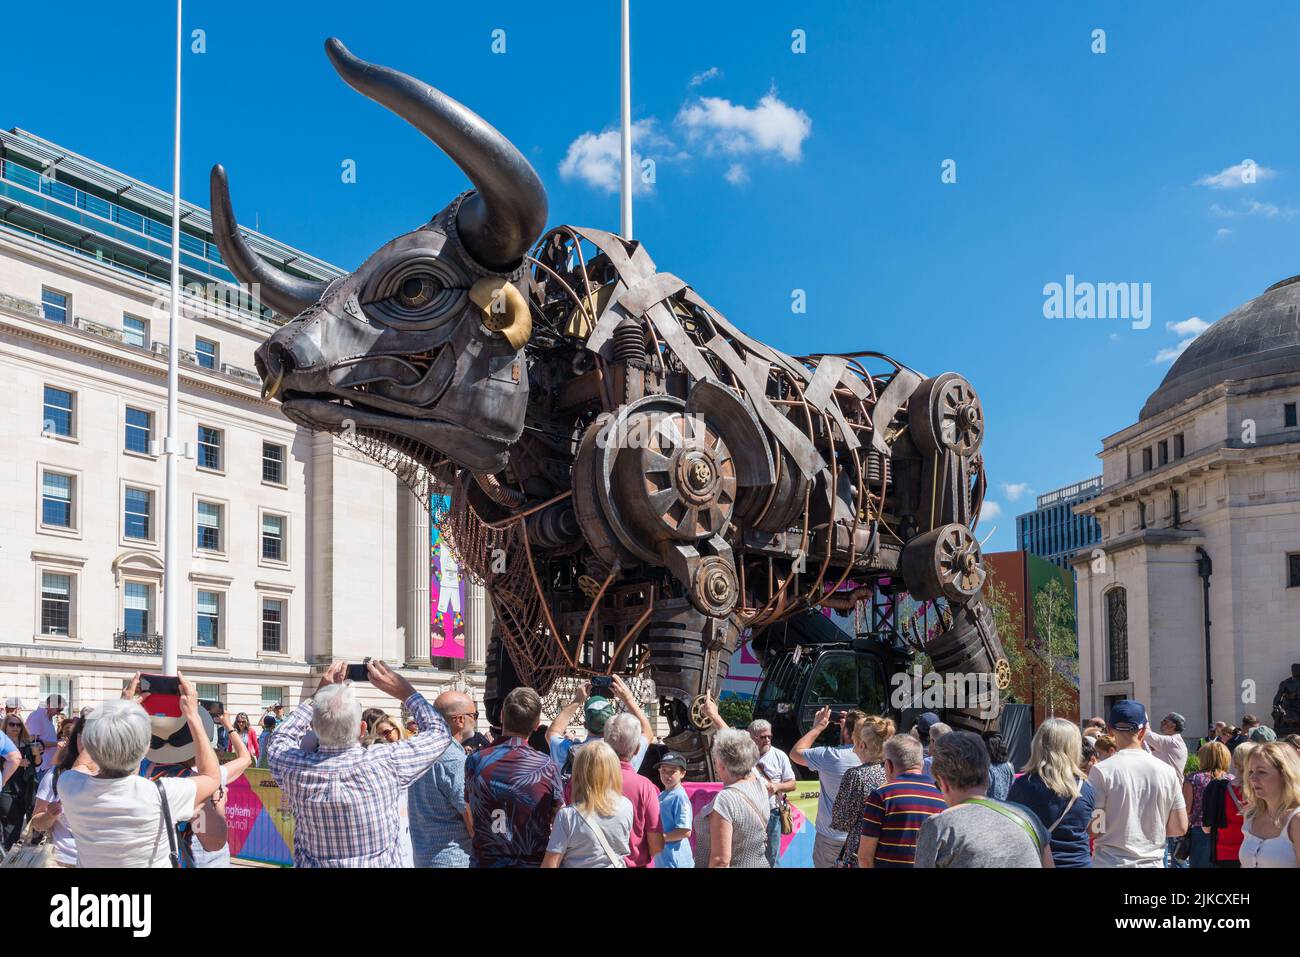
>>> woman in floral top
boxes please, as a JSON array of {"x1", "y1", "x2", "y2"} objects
[
  {"x1": 1184, "y1": 740, "x2": 1232, "y2": 868},
  {"x1": 830, "y1": 715, "x2": 895, "y2": 867}
]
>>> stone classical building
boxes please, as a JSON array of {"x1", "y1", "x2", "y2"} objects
[
  {"x1": 1072, "y1": 275, "x2": 1300, "y2": 734},
  {"x1": 0, "y1": 128, "x2": 488, "y2": 721}
]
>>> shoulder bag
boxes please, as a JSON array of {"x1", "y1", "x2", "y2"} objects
[{"x1": 154, "y1": 778, "x2": 181, "y2": 869}]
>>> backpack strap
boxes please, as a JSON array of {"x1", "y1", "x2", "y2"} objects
[{"x1": 966, "y1": 797, "x2": 1043, "y2": 855}]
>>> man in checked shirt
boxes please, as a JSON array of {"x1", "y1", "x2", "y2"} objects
[{"x1": 267, "y1": 659, "x2": 451, "y2": 867}]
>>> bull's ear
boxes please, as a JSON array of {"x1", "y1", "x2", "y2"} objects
[{"x1": 471, "y1": 277, "x2": 531, "y2": 349}]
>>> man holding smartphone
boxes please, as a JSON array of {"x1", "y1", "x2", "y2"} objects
[
  {"x1": 547, "y1": 674, "x2": 654, "y2": 777},
  {"x1": 266, "y1": 659, "x2": 451, "y2": 867}
]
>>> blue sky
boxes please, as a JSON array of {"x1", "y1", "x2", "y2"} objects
[{"x1": 8, "y1": 1, "x2": 1300, "y2": 551}]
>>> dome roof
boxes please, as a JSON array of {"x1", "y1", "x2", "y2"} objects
[{"x1": 1140, "y1": 275, "x2": 1300, "y2": 420}]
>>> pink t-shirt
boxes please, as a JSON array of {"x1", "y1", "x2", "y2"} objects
[{"x1": 620, "y1": 761, "x2": 662, "y2": 867}]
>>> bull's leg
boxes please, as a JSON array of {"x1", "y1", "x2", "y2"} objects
[
  {"x1": 642, "y1": 597, "x2": 741, "y2": 780},
  {"x1": 925, "y1": 592, "x2": 1007, "y2": 734}
]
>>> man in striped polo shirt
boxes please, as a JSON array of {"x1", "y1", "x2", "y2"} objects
[{"x1": 857, "y1": 733, "x2": 946, "y2": 867}]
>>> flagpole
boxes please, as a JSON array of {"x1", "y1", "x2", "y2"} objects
[
  {"x1": 619, "y1": 0, "x2": 633, "y2": 240},
  {"x1": 162, "y1": 0, "x2": 183, "y2": 676}
]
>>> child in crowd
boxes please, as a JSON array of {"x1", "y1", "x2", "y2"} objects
[{"x1": 654, "y1": 752, "x2": 694, "y2": 868}]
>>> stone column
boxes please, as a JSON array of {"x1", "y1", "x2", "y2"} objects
[
  {"x1": 466, "y1": 578, "x2": 488, "y2": 672},
  {"x1": 404, "y1": 485, "x2": 432, "y2": 667}
]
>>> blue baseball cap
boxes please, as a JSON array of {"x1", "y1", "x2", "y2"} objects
[{"x1": 1109, "y1": 700, "x2": 1148, "y2": 732}]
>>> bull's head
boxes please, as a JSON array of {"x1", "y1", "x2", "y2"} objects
[{"x1": 211, "y1": 39, "x2": 547, "y2": 473}]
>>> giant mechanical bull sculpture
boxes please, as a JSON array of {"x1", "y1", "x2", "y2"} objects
[{"x1": 213, "y1": 39, "x2": 1008, "y2": 775}]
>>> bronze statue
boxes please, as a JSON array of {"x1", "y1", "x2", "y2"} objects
[
  {"x1": 212, "y1": 39, "x2": 1006, "y2": 775},
  {"x1": 1274, "y1": 663, "x2": 1300, "y2": 736}
]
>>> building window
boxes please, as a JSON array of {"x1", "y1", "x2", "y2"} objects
[
  {"x1": 1289, "y1": 553, "x2": 1300, "y2": 588},
  {"x1": 196, "y1": 590, "x2": 222, "y2": 647},
  {"x1": 261, "y1": 686, "x2": 288, "y2": 712},
  {"x1": 123, "y1": 581, "x2": 153, "y2": 636},
  {"x1": 262, "y1": 442, "x2": 285, "y2": 485},
  {"x1": 122, "y1": 315, "x2": 148, "y2": 349},
  {"x1": 261, "y1": 514, "x2": 285, "y2": 562},
  {"x1": 1173, "y1": 432, "x2": 1185, "y2": 459},
  {"x1": 195, "y1": 683, "x2": 222, "y2": 704},
  {"x1": 1142, "y1": 447, "x2": 1153, "y2": 472},
  {"x1": 40, "y1": 572, "x2": 72, "y2": 636},
  {"x1": 196, "y1": 501, "x2": 223, "y2": 552},
  {"x1": 40, "y1": 676, "x2": 75, "y2": 716},
  {"x1": 1106, "y1": 587, "x2": 1129, "y2": 682},
  {"x1": 43, "y1": 386, "x2": 75, "y2": 437},
  {"x1": 262, "y1": 599, "x2": 284, "y2": 653},
  {"x1": 1286, "y1": 403, "x2": 1298, "y2": 429},
  {"x1": 125, "y1": 407, "x2": 153, "y2": 454},
  {"x1": 41, "y1": 471, "x2": 75, "y2": 528},
  {"x1": 124, "y1": 486, "x2": 153, "y2": 540},
  {"x1": 195, "y1": 337, "x2": 219, "y2": 370},
  {"x1": 197, "y1": 426, "x2": 223, "y2": 471},
  {"x1": 1157, "y1": 440, "x2": 1168, "y2": 466},
  {"x1": 41, "y1": 287, "x2": 68, "y2": 324}
]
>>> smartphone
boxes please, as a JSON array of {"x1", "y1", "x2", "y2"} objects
[
  {"x1": 346, "y1": 663, "x2": 370, "y2": 682},
  {"x1": 590, "y1": 675, "x2": 613, "y2": 695},
  {"x1": 139, "y1": 673, "x2": 182, "y2": 718}
]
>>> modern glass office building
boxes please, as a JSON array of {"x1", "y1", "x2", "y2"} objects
[{"x1": 1015, "y1": 476, "x2": 1103, "y2": 569}]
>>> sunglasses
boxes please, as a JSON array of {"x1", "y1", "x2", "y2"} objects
[{"x1": 149, "y1": 727, "x2": 193, "y2": 750}]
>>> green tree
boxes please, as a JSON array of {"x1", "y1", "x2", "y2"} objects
[
  {"x1": 718, "y1": 695, "x2": 754, "y2": 729},
  {"x1": 983, "y1": 570, "x2": 1026, "y2": 706},
  {"x1": 1032, "y1": 577, "x2": 1078, "y2": 718}
]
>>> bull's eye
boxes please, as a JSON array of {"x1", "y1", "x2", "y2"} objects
[{"x1": 397, "y1": 275, "x2": 439, "y2": 309}]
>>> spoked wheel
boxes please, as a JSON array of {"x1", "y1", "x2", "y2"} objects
[
  {"x1": 909, "y1": 372, "x2": 985, "y2": 457},
  {"x1": 900, "y1": 523, "x2": 986, "y2": 603}
]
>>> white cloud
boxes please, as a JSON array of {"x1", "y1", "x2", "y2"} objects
[
  {"x1": 1154, "y1": 337, "x2": 1197, "y2": 363},
  {"x1": 723, "y1": 163, "x2": 749, "y2": 186},
  {"x1": 558, "y1": 119, "x2": 670, "y2": 195},
  {"x1": 675, "y1": 92, "x2": 812, "y2": 163},
  {"x1": 1216, "y1": 227, "x2": 1233, "y2": 239},
  {"x1": 689, "y1": 67, "x2": 720, "y2": 88},
  {"x1": 1196, "y1": 160, "x2": 1277, "y2": 189},
  {"x1": 1246, "y1": 199, "x2": 1299, "y2": 219},
  {"x1": 1209, "y1": 203, "x2": 1235, "y2": 218},
  {"x1": 1109, "y1": 333, "x2": 1121, "y2": 342},
  {"x1": 981, "y1": 501, "x2": 1003, "y2": 519},
  {"x1": 1001, "y1": 482, "x2": 1032, "y2": 502},
  {"x1": 1166, "y1": 316, "x2": 1210, "y2": 337}
]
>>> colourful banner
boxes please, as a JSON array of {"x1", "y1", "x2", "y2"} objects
[
  {"x1": 227, "y1": 768, "x2": 295, "y2": 866},
  {"x1": 430, "y1": 493, "x2": 466, "y2": 660},
  {"x1": 680, "y1": 781, "x2": 815, "y2": 867}
]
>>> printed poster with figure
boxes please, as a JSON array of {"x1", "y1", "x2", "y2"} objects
[{"x1": 430, "y1": 494, "x2": 466, "y2": 659}]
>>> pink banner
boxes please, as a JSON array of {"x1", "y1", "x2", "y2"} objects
[{"x1": 430, "y1": 494, "x2": 466, "y2": 660}]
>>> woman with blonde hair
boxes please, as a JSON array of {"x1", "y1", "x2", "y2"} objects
[
  {"x1": 830, "y1": 715, "x2": 894, "y2": 868},
  {"x1": 1007, "y1": 717, "x2": 1095, "y2": 867},
  {"x1": 1184, "y1": 741, "x2": 1231, "y2": 868},
  {"x1": 1203, "y1": 741, "x2": 1254, "y2": 867},
  {"x1": 1239, "y1": 742, "x2": 1300, "y2": 867},
  {"x1": 542, "y1": 741, "x2": 632, "y2": 868}
]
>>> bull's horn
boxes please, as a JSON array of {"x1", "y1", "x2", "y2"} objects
[
  {"x1": 209, "y1": 165, "x2": 328, "y2": 318},
  {"x1": 324, "y1": 38, "x2": 548, "y2": 273},
  {"x1": 471, "y1": 277, "x2": 532, "y2": 349}
]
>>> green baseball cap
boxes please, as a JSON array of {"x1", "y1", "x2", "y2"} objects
[{"x1": 584, "y1": 695, "x2": 617, "y2": 734}]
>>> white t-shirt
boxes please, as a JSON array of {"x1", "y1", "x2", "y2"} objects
[
  {"x1": 754, "y1": 746, "x2": 796, "y2": 810},
  {"x1": 25, "y1": 710, "x2": 58, "y2": 769},
  {"x1": 1088, "y1": 748, "x2": 1185, "y2": 868},
  {"x1": 34, "y1": 771, "x2": 76, "y2": 866},
  {"x1": 58, "y1": 771, "x2": 197, "y2": 868}
]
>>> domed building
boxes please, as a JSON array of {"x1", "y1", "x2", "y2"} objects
[{"x1": 1072, "y1": 276, "x2": 1300, "y2": 735}]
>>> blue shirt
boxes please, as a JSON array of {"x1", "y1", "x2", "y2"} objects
[
  {"x1": 801, "y1": 744, "x2": 862, "y2": 839},
  {"x1": 1006, "y1": 772, "x2": 1095, "y2": 868},
  {"x1": 409, "y1": 741, "x2": 470, "y2": 867},
  {"x1": 655, "y1": 786, "x2": 694, "y2": 868},
  {"x1": 0, "y1": 735, "x2": 15, "y2": 760}
]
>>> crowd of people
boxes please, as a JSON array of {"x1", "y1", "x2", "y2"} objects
[{"x1": 3, "y1": 671, "x2": 1298, "y2": 870}]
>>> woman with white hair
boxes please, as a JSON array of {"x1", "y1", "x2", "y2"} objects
[
  {"x1": 58, "y1": 673, "x2": 222, "y2": 867},
  {"x1": 1007, "y1": 718, "x2": 1095, "y2": 868},
  {"x1": 693, "y1": 729, "x2": 769, "y2": 868}
]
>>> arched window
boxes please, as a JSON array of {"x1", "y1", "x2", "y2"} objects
[{"x1": 1105, "y1": 586, "x2": 1129, "y2": 681}]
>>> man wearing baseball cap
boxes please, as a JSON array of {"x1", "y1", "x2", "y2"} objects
[
  {"x1": 1087, "y1": 700, "x2": 1188, "y2": 867},
  {"x1": 547, "y1": 676, "x2": 653, "y2": 780}
]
